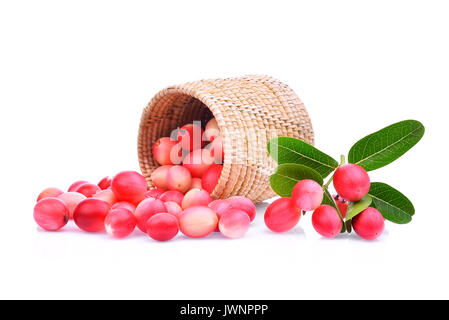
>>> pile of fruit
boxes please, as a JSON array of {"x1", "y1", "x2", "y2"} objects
[{"x1": 33, "y1": 118, "x2": 257, "y2": 241}]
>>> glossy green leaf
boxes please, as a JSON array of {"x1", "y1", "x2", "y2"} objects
[
  {"x1": 368, "y1": 182, "x2": 415, "y2": 224},
  {"x1": 345, "y1": 195, "x2": 372, "y2": 220},
  {"x1": 270, "y1": 164, "x2": 323, "y2": 197},
  {"x1": 348, "y1": 120, "x2": 425, "y2": 171},
  {"x1": 268, "y1": 137, "x2": 338, "y2": 178}
]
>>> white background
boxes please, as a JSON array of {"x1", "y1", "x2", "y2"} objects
[{"x1": 0, "y1": 0, "x2": 447, "y2": 299}]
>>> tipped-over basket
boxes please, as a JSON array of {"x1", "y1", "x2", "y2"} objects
[{"x1": 138, "y1": 75, "x2": 314, "y2": 203}]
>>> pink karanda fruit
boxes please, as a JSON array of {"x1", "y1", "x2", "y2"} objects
[
  {"x1": 68, "y1": 180, "x2": 88, "y2": 192},
  {"x1": 159, "y1": 190, "x2": 184, "y2": 207},
  {"x1": 150, "y1": 165, "x2": 172, "y2": 190},
  {"x1": 112, "y1": 201, "x2": 136, "y2": 214},
  {"x1": 190, "y1": 178, "x2": 203, "y2": 190},
  {"x1": 182, "y1": 148, "x2": 214, "y2": 178},
  {"x1": 177, "y1": 123, "x2": 205, "y2": 152},
  {"x1": 111, "y1": 171, "x2": 147, "y2": 204},
  {"x1": 93, "y1": 189, "x2": 118, "y2": 206},
  {"x1": 311, "y1": 205, "x2": 342, "y2": 238},
  {"x1": 37, "y1": 187, "x2": 63, "y2": 202},
  {"x1": 104, "y1": 208, "x2": 137, "y2": 238},
  {"x1": 146, "y1": 213, "x2": 179, "y2": 241},
  {"x1": 210, "y1": 136, "x2": 224, "y2": 164},
  {"x1": 153, "y1": 137, "x2": 178, "y2": 165},
  {"x1": 164, "y1": 201, "x2": 183, "y2": 218},
  {"x1": 57, "y1": 192, "x2": 87, "y2": 219},
  {"x1": 134, "y1": 198, "x2": 167, "y2": 232},
  {"x1": 146, "y1": 188, "x2": 166, "y2": 199},
  {"x1": 218, "y1": 209, "x2": 251, "y2": 239},
  {"x1": 182, "y1": 188, "x2": 213, "y2": 210},
  {"x1": 352, "y1": 207, "x2": 385, "y2": 240},
  {"x1": 34, "y1": 198, "x2": 69, "y2": 231},
  {"x1": 264, "y1": 197, "x2": 301, "y2": 233},
  {"x1": 333, "y1": 164, "x2": 370, "y2": 201},
  {"x1": 208, "y1": 199, "x2": 232, "y2": 232},
  {"x1": 204, "y1": 118, "x2": 219, "y2": 142},
  {"x1": 98, "y1": 176, "x2": 112, "y2": 190},
  {"x1": 292, "y1": 179, "x2": 323, "y2": 211},
  {"x1": 166, "y1": 165, "x2": 192, "y2": 193},
  {"x1": 74, "y1": 183, "x2": 101, "y2": 198},
  {"x1": 226, "y1": 196, "x2": 256, "y2": 222},
  {"x1": 201, "y1": 164, "x2": 223, "y2": 194},
  {"x1": 73, "y1": 198, "x2": 111, "y2": 232},
  {"x1": 178, "y1": 206, "x2": 218, "y2": 238}
]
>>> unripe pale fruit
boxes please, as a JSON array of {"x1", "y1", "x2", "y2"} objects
[
  {"x1": 146, "y1": 188, "x2": 165, "y2": 199},
  {"x1": 98, "y1": 176, "x2": 112, "y2": 190},
  {"x1": 312, "y1": 205, "x2": 342, "y2": 238},
  {"x1": 34, "y1": 198, "x2": 69, "y2": 231},
  {"x1": 68, "y1": 180, "x2": 88, "y2": 192},
  {"x1": 166, "y1": 165, "x2": 192, "y2": 193},
  {"x1": 210, "y1": 136, "x2": 224, "y2": 164},
  {"x1": 179, "y1": 206, "x2": 218, "y2": 238},
  {"x1": 105, "y1": 208, "x2": 137, "y2": 238},
  {"x1": 219, "y1": 209, "x2": 250, "y2": 239},
  {"x1": 226, "y1": 196, "x2": 256, "y2": 222},
  {"x1": 333, "y1": 195, "x2": 348, "y2": 219},
  {"x1": 202, "y1": 164, "x2": 223, "y2": 194},
  {"x1": 333, "y1": 164, "x2": 370, "y2": 201},
  {"x1": 73, "y1": 198, "x2": 111, "y2": 232},
  {"x1": 134, "y1": 198, "x2": 167, "y2": 232},
  {"x1": 164, "y1": 201, "x2": 182, "y2": 218},
  {"x1": 159, "y1": 190, "x2": 184, "y2": 206},
  {"x1": 150, "y1": 165, "x2": 172, "y2": 190},
  {"x1": 37, "y1": 187, "x2": 63, "y2": 202},
  {"x1": 111, "y1": 171, "x2": 147, "y2": 204},
  {"x1": 146, "y1": 213, "x2": 179, "y2": 241},
  {"x1": 182, "y1": 188, "x2": 213, "y2": 209},
  {"x1": 177, "y1": 124, "x2": 205, "y2": 151},
  {"x1": 74, "y1": 183, "x2": 101, "y2": 198},
  {"x1": 57, "y1": 192, "x2": 87, "y2": 219},
  {"x1": 205, "y1": 118, "x2": 220, "y2": 142},
  {"x1": 112, "y1": 201, "x2": 136, "y2": 214},
  {"x1": 292, "y1": 179, "x2": 323, "y2": 211},
  {"x1": 93, "y1": 189, "x2": 118, "y2": 206},
  {"x1": 352, "y1": 207, "x2": 385, "y2": 240},
  {"x1": 264, "y1": 197, "x2": 301, "y2": 232},
  {"x1": 182, "y1": 149, "x2": 214, "y2": 178},
  {"x1": 153, "y1": 137, "x2": 178, "y2": 165}
]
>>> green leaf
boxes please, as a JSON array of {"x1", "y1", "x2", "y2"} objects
[
  {"x1": 268, "y1": 137, "x2": 338, "y2": 178},
  {"x1": 322, "y1": 188, "x2": 346, "y2": 232},
  {"x1": 348, "y1": 120, "x2": 425, "y2": 171},
  {"x1": 270, "y1": 164, "x2": 323, "y2": 197},
  {"x1": 368, "y1": 182, "x2": 415, "y2": 224},
  {"x1": 345, "y1": 195, "x2": 372, "y2": 220}
]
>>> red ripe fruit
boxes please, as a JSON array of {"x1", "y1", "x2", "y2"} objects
[
  {"x1": 37, "y1": 187, "x2": 63, "y2": 202},
  {"x1": 68, "y1": 180, "x2": 88, "y2": 192},
  {"x1": 146, "y1": 188, "x2": 166, "y2": 199},
  {"x1": 164, "y1": 201, "x2": 183, "y2": 218},
  {"x1": 73, "y1": 198, "x2": 111, "y2": 232},
  {"x1": 104, "y1": 208, "x2": 137, "y2": 238},
  {"x1": 352, "y1": 207, "x2": 385, "y2": 240},
  {"x1": 333, "y1": 195, "x2": 348, "y2": 219},
  {"x1": 333, "y1": 164, "x2": 370, "y2": 201},
  {"x1": 177, "y1": 123, "x2": 205, "y2": 151},
  {"x1": 226, "y1": 196, "x2": 256, "y2": 222},
  {"x1": 74, "y1": 183, "x2": 101, "y2": 198},
  {"x1": 201, "y1": 164, "x2": 223, "y2": 194},
  {"x1": 181, "y1": 188, "x2": 213, "y2": 209},
  {"x1": 112, "y1": 201, "x2": 136, "y2": 214},
  {"x1": 208, "y1": 199, "x2": 232, "y2": 232},
  {"x1": 291, "y1": 179, "x2": 323, "y2": 211},
  {"x1": 33, "y1": 198, "x2": 69, "y2": 231},
  {"x1": 146, "y1": 213, "x2": 179, "y2": 241},
  {"x1": 93, "y1": 189, "x2": 118, "y2": 206},
  {"x1": 111, "y1": 171, "x2": 147, "y2": 204},
  {"x1": 159, "y1": 190, "x2": 184, "y2": 206},
  {"x1": 311, "y1": 205, "x2": 342, "y2": 238},
  {"x1": 153, "y1": 137, "x2": 178, "y2": 165},
  {"x1": 182, "y1": 149, "x2": 214, "y2": 178},
  {"x1": 98, "y1": 176, "x2": 112, "y2": 190},
  {"x1": 264, "y1": 197, "x2": 301, "y2": 232},
  {"x1": 134, "y1": 198, "x2": 167, "y2": 232}
]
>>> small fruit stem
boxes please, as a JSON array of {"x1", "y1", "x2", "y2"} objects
[{"x1": 340, "y1": 155, "x2": 346, "y2": 165}]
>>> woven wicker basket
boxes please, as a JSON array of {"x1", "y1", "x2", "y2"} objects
[{"x1": 138, "y1": 75, "x2": 314, "y2": 203}]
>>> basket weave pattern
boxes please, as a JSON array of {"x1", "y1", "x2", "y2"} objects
[{"x1": 138, "y1": 75, "x2": 314, "y2": 203}]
